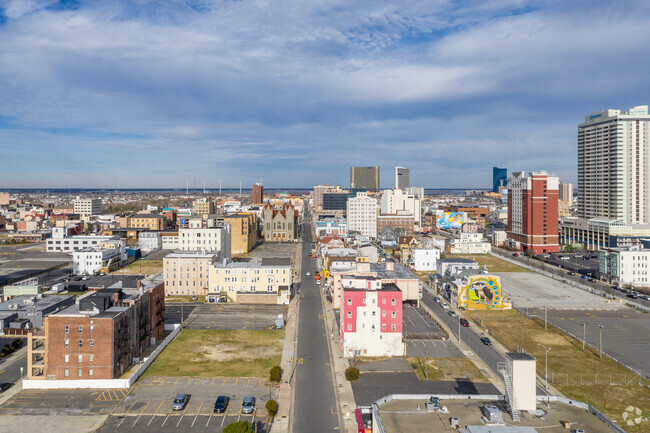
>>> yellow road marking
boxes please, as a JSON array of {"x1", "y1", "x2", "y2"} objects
[
  {"x1": 235, "y1": 377, "x2": 240, "y2": 385},
  {"x1": 140, "y1": 400, "x2": 151, "y2": 414},
  {"x1": 126, "y1": 400, "x2": 138, "y2": 413},
  {"x1": 222, "y1": 378, "x2": 227, "y2": 385},
  {"x1": 154, "y1": 400, "x2": 165, "y2": 414},
  {"x1": 210, "y1": 377, "x2": 216, "y2": 386},
  {"x1": 195, "y1": 400, "x2": 204, "y2": 415},
  {"x1": 247, "y1": 377, "x2": 251, "y2": 386}
]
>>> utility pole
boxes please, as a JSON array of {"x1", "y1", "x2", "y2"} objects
[
  {"x1": 544, "y1": 305, "x2": 547, "y2": 330},
  {"x1": 581, "y1": 323, "x2": 586, "y2": 351},
  {"x1": 598, "y1": 325, "x2": 604, "y2": 358}
]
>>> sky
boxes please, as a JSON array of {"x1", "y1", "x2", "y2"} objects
[{"x1": 1, "y1": 0, "x2": 649, "y2": 189}]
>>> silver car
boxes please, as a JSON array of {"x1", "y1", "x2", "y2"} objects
[
  {"x1": 172, "y1": 393, "x2": 189, "y2": 411},
  {"x1": 241, "y1": 396, "x2": 255, "y2": 414}
]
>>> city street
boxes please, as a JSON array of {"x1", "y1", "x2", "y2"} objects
[{"x1": 291, "y1": 224, "x2": 340, "y2": 433}]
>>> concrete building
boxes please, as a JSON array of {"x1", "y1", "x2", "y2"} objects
[
  {"x1": 73, "y1": 198, "x2": 102, "y2": 218},
  {"x1": 394, "y1": 166, "x2": 409, "y2": 190},
  {"x1": 73, "y1": 240, "x2": 127, "y2": 275},
  {"x1": 47, "y1": 234, "x2": 121, "y2": 253},
  {"x1": 599, "y1": 241, "x2": 650, "y2": 287},
  {"x1": 492, "y1": 167, "x2": 507, "y2": 192},
  {"x1": 350, "y1": 166, "x2": 380, "y2": 191},
  {"x1": 411, "y1": 248, "x2": 440, "y2": 271},
  {"x1": 559, "y1": 182, "x2": 574, "y2": 206},
  {"x1": 347, "y1": 192, "x2": 378, "y2": 238},
  {"x1": 0, "y1": 295, "x2": 75, "y2": 328},
  {"x1": 340, "y1": 283, "x2": 404, "y2": 358},
  {"x1": 138, "y1": 231, "x2": 162, "y2": 252},
  {"x1": 377, "y1": 214, "x2": 414, "y2": 237},
  {"x1": 0, "y1": 192, "x2": 9, "y2": 206},
  {"x1": 262, "y1": 202, "x2": 297, "y2": 242},
  {"x1": 560, "y1": 215, "x2": 650, "y2": 250},
  {"x1": 207, "y1": 257, "x2": 292, "y2": 304},
  {"x1": 450, "y1": 232, "x2": 491, "y2": 254},
  {"x1": 178, "y1": 223, "x2": 231, "y2": 258},
  {"x1": 322, "y1": 192, "x2": 349, "y2": 211},
  {"x1": 125, "y1": 214, "x2": 166, "y2": 231},
  {"x1": 161, "y1": 232, "x2": 179, "y2": 249},
  {"x1": 27, "y1": 283, "x2": 165, "y2": 381},
  {"x1": 579, "y1": 106, "x2": 650, "y2": 225},
  {"x1": 381, "y1": 189, "x2": 421, "y2": 227},
  {"x1": 224, "y1": 213, "x2": 258, "y2": 256},
  {"x1": 436, "y1": 258, "x2": 480, "y2": 278},
  {"x1": 163, "y1": 252, "x2": 217, "y2": 297},
  {"x1": 252, "y1": 183, "x2": 264, "y2": 205},
  {"x1": 193, "y1": 198, "x2": 215, "y2": 219},
  {"x1": 507, "y1": 171, "x2": 559, "y2": 254}
]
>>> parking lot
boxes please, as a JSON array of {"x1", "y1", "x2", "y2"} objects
[
  {"x1": 0, "y1": 246, "x2": 70, "y2": 285},
  {"x1": 496, "y1": 272, "x2": 625, "y2": 310},
  {"x1": 165, "y1": 303, "x2": 285, "y2": 330},
  {"x1": 402, "y1": 305, "x2": 462, "y2": 357}
]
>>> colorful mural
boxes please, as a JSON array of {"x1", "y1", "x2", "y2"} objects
[
  {"x1": 458, "y1": 275, "x2": 510, "y2": 310},
  {"x1": 435, "y1": 211, "x2": 466, "y2": 229}
]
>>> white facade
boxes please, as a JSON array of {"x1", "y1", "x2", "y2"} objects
[
  {"x1": 600, "y1": 244, "x2": 650, "y2": 287},
  {"x1": 208, "y1": 258, "x2": 292, "y2": 304},
  {"x1": 47, "y1": 235, "x2": 120, "y2": 253},
  {"x1": 347, "y1": 192, "x2": 378, "y2": 238},
  {"x1": 161, "y1": 234, "x2": 179, "y2": 249},
  {"x1": 139, "y1": 232, "x2": 162, "y2": 252},
  {"x1": 578, "y1": 106, "x2": 650, "y2": 224},
  {"x1": 73, "y1": 240, "x2": 127, "y2": 275},
  {"x1": 505, "y1": 353, "x2": 537, "y2": 412},
  {"x1": 178, "y1": 224, "x2": 231, "y2": 259},
  {"x1": 380, "y1": 188, "x2": 421, "y2": 226},
  {"x1": 73, "y1": 198, "x2": 102, "y2": 217},
  {"x1": 450, "y1": 232, "x2": 491, "y2": 254},
  {"x1": 412, "y1": 248, "x2": 440, "y2": 271}
]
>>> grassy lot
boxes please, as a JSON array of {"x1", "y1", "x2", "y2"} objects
[
  {"x1": 446, "y1": 254, "x2": 529, "y2": 273},
  {"x1": 407, "y1": 357, "x2": 490, "y2": 383},
  {"x1": 164, "y1": 295, "x2": 205, "y2": 303},
  {"x1": 116, "y1": 259, "x2": 163, "y2": 275},
  {"x1": 142, "y1": 329, "x2": 284, "y2": 378},
  {"x1": 470, "y1": 309, "x2": 649, "y2": 433}
]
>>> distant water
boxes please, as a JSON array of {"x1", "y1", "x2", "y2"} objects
[{"x1": 5, "y1": 187, "x2": 488, "y2": 196}]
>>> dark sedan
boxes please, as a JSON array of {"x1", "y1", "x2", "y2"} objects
[
  {"x1": 214, "y1": 395, "x2": 229, "y2": 413},
  {"x1": 480, "y1": 337, "x2": 492, "y2": 346}
]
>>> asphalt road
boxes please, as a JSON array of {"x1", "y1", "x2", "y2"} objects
[
  {"x1": 0, "y1": 344, "x2": 27, "y2": 386},
  {"x1": 420, "y1": 289, "x2": 548, "y2": 395},
  {"x1": 292, "y1": 222, "x2": 340, "y2": 433}
]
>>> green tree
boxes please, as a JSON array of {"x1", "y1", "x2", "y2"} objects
[
  {"x1": 84, "y1": 222, "x2": 94, "y2": 235},
  {"x1": 269, "y1": 365, "x2": 281, "y2": 382},
  {"x1": 266, "y1": 400, "x2": 278, "y2": 417},
  {"x1": 345, "y1": 366, "x2": 360, "y2": 381},
  {"x1": 223, "y1": 421, "x2": 253, "y2": 433}
]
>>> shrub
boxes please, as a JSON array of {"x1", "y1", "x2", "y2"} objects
[
  {"x1": 269, "y1": 365, "x2": 281, "y2": 382},
  {"x1": 2, "y1": 344, "x2": 12, "y2": 354},
  {"x1": 345, "y1": 366, "x2": 360, "y2": 381},
  {"x1": 265, "y1": 399, "x2": 278, "y2": 417},
  {"x1": 223, "y1": 421, "x2": 253, "y2": 433},
  {"x1": 11, "y1": 339, "x2": 23, "y2": 350}
]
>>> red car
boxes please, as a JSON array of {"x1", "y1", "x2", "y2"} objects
[{"x1": 459, "y1": 318, "x2": 470, "y2": 327}]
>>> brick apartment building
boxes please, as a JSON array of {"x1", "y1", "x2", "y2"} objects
[
  {"x1": 27, "y1": 282, "x2": 165, "y2": 381},
  {"x1": 377, "y1": 214, "x2": 415, "y2": 237},
  {"x1": 507, "y1": 171, "x2": 559, "y2": 254},
  {"x1": 340, "y1": 282, "x2": 404, "y2": 357},
  {"x1": 252, "y1": 183, "x2": 264, "y2": 205}
]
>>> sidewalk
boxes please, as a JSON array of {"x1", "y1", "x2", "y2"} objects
[{"x1": 321, "y1": 287, "x2": 357, "y2": 433}]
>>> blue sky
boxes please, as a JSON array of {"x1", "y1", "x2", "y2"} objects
[{"x1": 1, "y1": 0, "x2": 649, "y2": 188}]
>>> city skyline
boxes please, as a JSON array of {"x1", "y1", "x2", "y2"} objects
[{"x1": 2, "y1": 1, "x2": 650, "y2": 188}]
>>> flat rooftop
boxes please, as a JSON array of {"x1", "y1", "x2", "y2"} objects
[{"x1": 378, "y1": 399, "x2": 616, "y2": 433}]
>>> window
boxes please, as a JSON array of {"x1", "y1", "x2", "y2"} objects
[
  {"x1": 89, "y1": 340, "x2": 94, "y2": 348},
  {"x1": 382, "y1": 324, "x2": 386, "y2": 330},
  {"x1": 64, "y1": 354, "x2": 69, "y2": 363},
  {"x1": 78, "y1": 325, "x2": 83, "y2": 334},
  {"x1": 347, "y1": 298, "x2": 352, "y2": 305},
  {"x1": 382, "y1": 299, "x2": 386, "y2": 304},
  {"x1": 78, "y1": 369, "x2": 82, "y2": 378},
  {"x1": 64, "y1": 339, "x2": 69, "y2": 349},
  {"x1": 391, "y1": 298, "x2": 396, "y2": 305},
  {"x1": 391, "y1": 324, "x2": 396, "y2": 331},
  {"x1": 382, "y1": 311, "x2": 386, "y2": 317},
  {"x1": 64, "y1": 369, "x2": 69, "y2": 378},
  {"x1": 392, "y1": 312, "x2": 396, "y2": 318},
  {"x1": 78, "y1": 355, "x2": 82, "y2": 363},
  {"x1": 65, "y1": 324, "x2": 69, "y2": 334},
  {"x1": 89, "y1": 369, "x2": 93, "y2": 377},
  {"x1": 90, "y1": 325, "x2": 94, "y2": 333},
  {"x1": 89, "y1": 355, "x2": 94, "y2": 362},
  {"x1": 347, "y1": 324, "x2": 352, "y2": 331},
  {"x1": 78, "y1": 340, "x2": 83, "y2": 348},
  {"x1": 362, "y1": 298, "x2": 366, "y2": 304},
  {"x1": 347, "y1": 311, "x2": 352, "y2": 318}
]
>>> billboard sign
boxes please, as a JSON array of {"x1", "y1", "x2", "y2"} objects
[{"x1": 435, "y1": 211, "x2": 466, "y2": 229}]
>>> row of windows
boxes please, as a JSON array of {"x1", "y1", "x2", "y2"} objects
[
  {"x1": 65, "y1": 325, "x2": 94, "y2": 334},
  {"x1": 347, "y1": 310, "x2": 396, "y2": 318},
  {"x1": 64, "y1": 339, "x2": 94, "y2": 348},
  {"x1": 346, "y1": 323, "x2": 396, "y2": 331},
  {"x1": 64, "y1": 354, "x2": 94, "y2": 363},
  {"x1": 347, "y1": 298, "x2": 397, "y2": 305},
  {"x1": 63, "y1": 368, "x2": 94, "y2": 378}
]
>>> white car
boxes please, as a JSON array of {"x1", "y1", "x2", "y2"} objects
[
  {"x1": 316, "y1": 280, "x2": 321, "y2": 285},
  {"x1": 448, "y1": 310, "x2": 458, "y2": 318},
  {"x1": 434, "y1": 296, "x2": 441, "y2": 303},
  {"x1": 441, "y1": 302, "x2": 450, "y2": 310}
]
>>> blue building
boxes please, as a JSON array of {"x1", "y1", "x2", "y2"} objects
[{"x1": 492, "y1": 167, "x2": 507, "y2": 192}]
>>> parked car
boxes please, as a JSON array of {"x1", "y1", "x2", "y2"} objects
[
  {"x1": 306, "y1": 272, "x2": 310, "y2": 276},
  {"x1": 639, "y1": 295, "x2": 650, "y2": 301},
  {"x1": 213, "y1": 396, "x2": 229, "y2": 413},
  {"x1": 512, "y1": 253, "x2": 519, "y2": 257},
  {"x1": 241, "y1": 396, "x2": 256, "y2": 414},
  {"x1": 172, "y1": 393, "x2": 189, "y2": 411},
  {"x1": 0, "y1": 383, "x2": 12, "y2": 393},
  {"x1": 448, "y1": 310, "x2": 458, "y2": 318},
  {"x1": 480, "y1": 337, "x2": 492, "y2": 346},
  {"x1": 459, "y1": 318, "x2": 470, "y2": 327},
  {"x1": 409, "y1": 300, "x2": 418, "y2": 307},
  {"x1": 434, "y1": 296, "x2": 441, "y2": 303},
  {"x1": 567, "y1": 271, "x2": 575, "y2": 276},
  {"x1": 627, "y1": 293, "x2": 639, "y2": 299},
  {"x1": 441, "y1": 302, "x2": 450, "y2": 310},
  {"x1": 316, "y1": 280, "x2": 321, "y2": 285}
]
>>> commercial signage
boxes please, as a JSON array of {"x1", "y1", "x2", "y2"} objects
[{"x1": 435, "y1": 211, "x2": 466, "y2": 229}]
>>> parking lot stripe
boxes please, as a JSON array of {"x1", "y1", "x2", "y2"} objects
[
  {"x1": 140, "y1": 400, "x2": 151, "y2": 414},
  {"x1": 154, "y1": 400, "x2": 165, "y2": 414},
  {"x1": 206, "y1": 411, "x2": 213, "y2": 427},
  {"x1": 221, "y1": 407, "x2": 228, "y2": 427},
  {"x1": 210, "y1": 377, "x2": 216, "y2": 386},
  {"x1": 192, "y1": 401, "x2": 204, "y2": 426},
  {"x1": 126, "y1": 400, "x2": 138, "y2": 413},
  {"x1": 176, "y1": 414, "x2": 184, "y2": 427},
  {"x1": 186, "y1": 377, "x2": 191, "y2": 385},
  {"x1": 235, "y1": 377, "x2": 240, "y2": 385},
  {"x1": 222, "y1": 377, "x2": 227, "y2": 385},
  {"x1": 247, "y1": 377, "x2": 252, "y2": 386},
  {"x1": 161, "y1": 415, "x2": 170, "y2": 427}
]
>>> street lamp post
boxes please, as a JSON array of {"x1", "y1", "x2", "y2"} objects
[
  {"x1": 538, "y1": 343, "x2": 551, "y2": 389},
  {"x1": 581, "y1": 323, "x2": 586, "y2": 351},
  {"x1": 544, "y1": 305, "x2": 547, "y2": 330},
  {"x1": 598, "y1": 325, "x2": 604, "y2": 358}
]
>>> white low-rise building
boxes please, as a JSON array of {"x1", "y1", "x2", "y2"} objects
[
  {"x1": 450, "y1": 232, "x2": 491, "y2": 254},
  {"x1": 178, "y1": 223, "x2": 231, "y2": 258},
  {"x1": 47, "y1": 235, "x2": 121, "y2": 253},
  {"x1": 73, "y1": 240, "x2": 127, "y2": 275},
  {"x1": 600, "y1": 243, "x2": 650, "y2": 287},
  {"x1": 412, "y1": 248, "x2": 441, "y2": 271},
  {"x1": 139, "y1": 231, "x2": 162, "y2": 252}
]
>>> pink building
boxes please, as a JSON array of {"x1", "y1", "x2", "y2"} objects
[{"x1": 340, "y1": 283, "x2": 404, "y2": 357}]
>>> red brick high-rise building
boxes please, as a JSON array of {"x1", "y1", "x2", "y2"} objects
[
  {"x1": 507, "y1": 171, "x2": 559, "y2": 254},
  {"x1": 252, "y1": 183, "x2": 264, "y2": 205}
]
